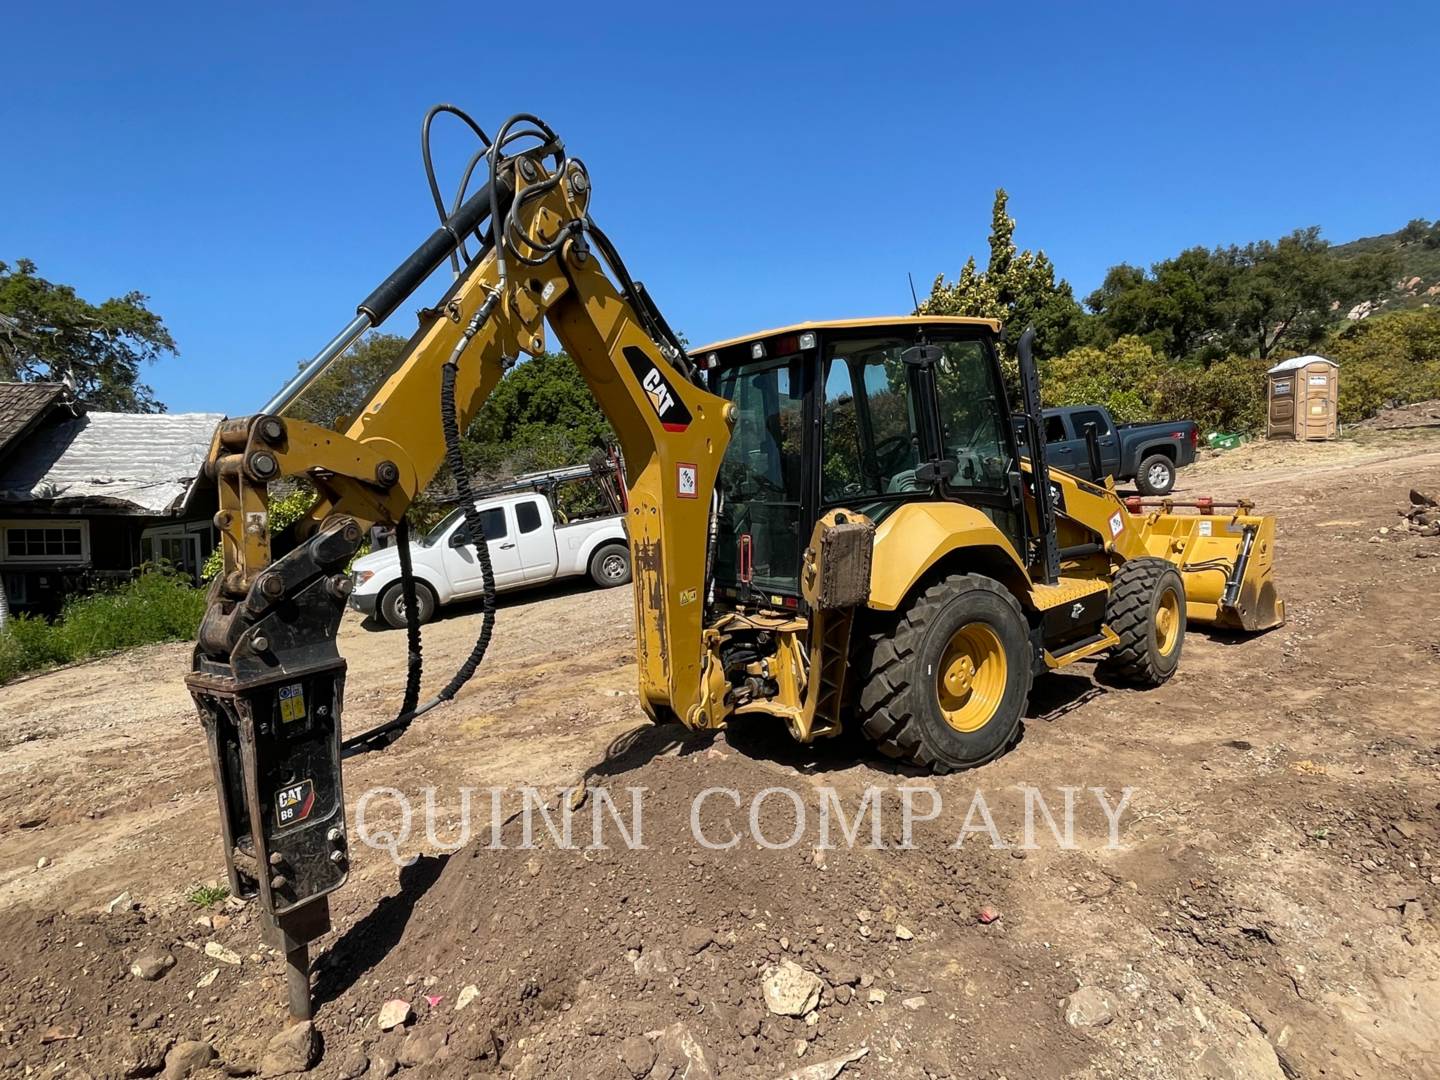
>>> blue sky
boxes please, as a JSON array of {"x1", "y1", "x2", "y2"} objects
[{"x1": 3, "y1": 3, "x2": 1435, "y2": 414}]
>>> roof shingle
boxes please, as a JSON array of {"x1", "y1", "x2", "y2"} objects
[{"x1": 0, "y1": 382, "x2": 66, "y2": 459}]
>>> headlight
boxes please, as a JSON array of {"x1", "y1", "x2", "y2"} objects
[{"x1": 355, "y1": 570, "x2": 374, "y2": 585}]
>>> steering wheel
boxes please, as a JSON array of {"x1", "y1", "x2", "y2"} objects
[{"x1": 870, "y1": 434, "x2": 912, "y2": 475}]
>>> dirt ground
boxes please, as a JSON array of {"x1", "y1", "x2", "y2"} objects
[{"x1": 2, "y1": 421, "x2": 1439, "y2": 1080}]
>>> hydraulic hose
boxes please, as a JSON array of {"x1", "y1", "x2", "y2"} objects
[
  {"x1": 341, "y1": 296, "x2": 500, "y2": 756},
  {"x1": 394, "y1": 517, "x2": 423, "y2": 718}
]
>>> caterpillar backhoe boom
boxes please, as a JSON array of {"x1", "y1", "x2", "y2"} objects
[
  {"x1": 187, "y1": 107, "x2": 1283, "y2": 1024},
  {"x1": 186, "y1": 118, "x2": 735, "y2": 1021}
]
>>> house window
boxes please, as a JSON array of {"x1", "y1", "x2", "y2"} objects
[
  {"x1": 141, "y1": 522, "x2": 215, "y2": 582},
  {"x1": 0, "y1": 521, "x2": 90, "y2": 565}
]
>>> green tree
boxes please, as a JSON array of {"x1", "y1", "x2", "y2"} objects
[
  {"x1": 287, "y1": 332, "x2": 409, "y2": 431},
  {"x1": 1041, "y1": 336, "x2": 1166, "y2": 423},
  {"x1": 462, "y1": 351, "x2": 614, "y2": 480},
  {"x1": 0, "y1": 259, "x2": 174, "y2": 411},
  {"x1": 1398, "y1": 218, "x2": 1431, "y2": 245},
  {"x1": 921, "y1": 190, "x2": 1085, "y2": 362},
  {"x1": 1084, "y1": 248, "x2": 1236, "y2": 360},
  {"x1": 1088, "y1": 229, "x2": 1399, "y2": 363},
  {"x1": 1218, "y1": 228, "x2": 1396, "y2": 359}
]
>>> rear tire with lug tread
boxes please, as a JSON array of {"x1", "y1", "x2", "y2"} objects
[
  {"x1": 857, "y1": 573, "x2": 1032, "y2": 774},
  {"x1": 1100, "y1": 557, "x2": 1185, "y2": 685}
]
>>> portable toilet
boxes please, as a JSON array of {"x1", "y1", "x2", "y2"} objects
[{"x1": 1266, "y1": 355, "x2": 1338, "y2": 440}]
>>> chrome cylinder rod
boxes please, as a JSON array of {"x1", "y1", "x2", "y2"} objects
[{"x1": 261, "y1": 312, "x2": 373, "y2": 416}]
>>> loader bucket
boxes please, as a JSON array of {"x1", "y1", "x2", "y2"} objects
[{"x1": 1126, "y1": 498, "x2": 1285, "y2": 632}]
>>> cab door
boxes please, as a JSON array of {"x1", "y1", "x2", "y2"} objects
[
  {"x1": 514, "y1": 496, "x2": 560, "y2": 581},
  {"x1": 444, "y1": 504, "x2": 525, "y2": 595}
]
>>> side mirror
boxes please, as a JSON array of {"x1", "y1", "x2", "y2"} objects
[
  {"x1": 901, "y1": 344, "x2": 943, "y2": 368},
  {"x1": 449, "y1": 528, "x2": 473, "y2": 548}
]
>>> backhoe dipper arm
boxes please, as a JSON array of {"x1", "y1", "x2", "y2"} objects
[{"x1": 185, "y1": 125, "x2": 732, "y2": 1021}]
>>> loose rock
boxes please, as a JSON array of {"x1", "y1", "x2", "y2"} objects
[
  {"x1": 336, "y1": 1046, "x2": 369, "y2": 1079},
  {"x1": 762, "y1": 960, "x2": 824, "y2": 1017},
  {"x1": 376, "y1": 998, "x2": 413, "y2": 1031},
  {"x1": 161, "y1": 1040, "x2": 216, "y2": 1080},
  {"x1": 1062, "y1": 986, "x2": 1118, "y2": 1028},
  {"x1": 894, "y1": 924, "x2": 913, "y2": 940},
  {"x1": 106, "y1": 891, "x2": 137, "y2": 915},
  {"x1": 396, "y1": 1029, "x2": 447, "y2": 1067},
  {"x1": 130, "y1": 951, "x2": 176, "y2": 981},
  {"x1": 619, "y1": 1033, "x2": 656, "y2": 1078},
  {"x1": 455, "y1": 984, "x2": 480, "y2": 1011},
  {"x1": 260, "y1": 1020, "x2": 319, "y2": 1076},
  {"x1": 204, "y1": 941, "x2": 242, "y2": 966},
  {"x1": 652, "y1": 1022, "x2": 717, "y2": 1080},
  {"x1": 681, "y1": 925, "x2": 714, "y2": 954}
]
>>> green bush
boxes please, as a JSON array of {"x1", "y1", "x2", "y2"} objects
[
  {"x1": 0, "y1": 570, "x2": 206, "y2": 684},
  {"x1": 1324, "y1": 308, "x2": 1440, "y2": 423}
]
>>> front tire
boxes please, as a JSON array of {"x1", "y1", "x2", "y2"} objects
[
  {"x1": 589, "y1": 543, "x2": 632, "y2": 588},
  {"x1": 1100, "y1": 557, "x2": 1185, "y2": 685},
  {"x1": 857, "y1": 574, "x2": 1032, "y2": 774},
  {"x1": 379, "y1": 579, "x2": 437, "y2": 629},
  {"x1": 1136, "y1": 454, "x2": 1175, "y2": 496}
]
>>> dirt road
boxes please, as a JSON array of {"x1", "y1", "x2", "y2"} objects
[{"x1": 2, "y1": 425, "x2": 1437, "y2": 1079}]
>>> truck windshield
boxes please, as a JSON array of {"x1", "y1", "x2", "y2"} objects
[{"x1": 711, "y1": 353, "x2": 805, "y2": 597}]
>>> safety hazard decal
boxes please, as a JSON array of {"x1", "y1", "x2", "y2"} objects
[
  {"x1": 1108, "y1": 511, "x2": 1123, "y2": 538},
  {"x1": 677, "y1": 462, "x2": 698, "y2": 498},
  {"x1": 275, "y1": 779, "x2": 315, "y2": 829},
  {"x1": 278, "y1": 683, "x2": 306, "y2": 723}
]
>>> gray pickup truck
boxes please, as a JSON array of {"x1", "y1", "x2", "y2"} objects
[{"x1": 1021, "y1": 405, "x2": 1198, "y2": 495}]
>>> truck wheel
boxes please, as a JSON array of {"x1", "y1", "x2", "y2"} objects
[
  {"x1": 379, "y1": 580, "x2": 436, "y2": 629},
  {"x1": 857, "y1": 574, "x2": 1032, "y2": 774},
  {"x1": 1136, "y1": 454, "x2": 1175, "y2": 496},
  {"x1": 1100, "y1": 557, "x2": 1185, "y2": 686},
  {"x1": 590, "y1": 544, "x2": 631, "y2": 588}
]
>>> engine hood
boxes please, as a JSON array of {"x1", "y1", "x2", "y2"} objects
[{"x1": 351, "y1": 544, "x2": 406, "y2": 575}]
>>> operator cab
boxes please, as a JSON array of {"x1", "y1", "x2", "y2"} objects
[{"x1": 693, "y1": 317, "x2": 1027, "y2": 610}]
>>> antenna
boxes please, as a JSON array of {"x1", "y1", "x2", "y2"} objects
[{"x1": 907, "y1": 272, "x2": 921, "y2": 313}]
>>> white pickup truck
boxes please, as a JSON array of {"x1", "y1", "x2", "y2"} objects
[{"x1": 349, "y1": 489, "x2": 629, "y2": 627}]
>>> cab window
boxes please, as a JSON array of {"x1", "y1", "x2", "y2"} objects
[
  {"x1": 477, "y1": 507, "x2": 507, "y2": 541},
  {"x1": 1044, "y1": 415, "x2": 1068, "y2": 443},
  {"x1": 516, "y1": 500, "x2": 543, "y2": 534},
  {"x1": 820, "y1": 338, "x2": 920, "y2": 502},
  {"x1": 933, "y1": 340, "x2": 1011, "y2": 491},
  {"x1": 1070, "y1": 409, "x2": 1110, "y2": 438}
]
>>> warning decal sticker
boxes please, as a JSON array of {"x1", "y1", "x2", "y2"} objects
[
  {"x1": 677, "y1": 462, "x2": 698, "y2": 499},
  {"x1": 278, "y1": 683, "x2": 306, "y2": 723},
  {"x1": 275, "y1": 779, "x2": 315, "y2": 829},
  {"x1": 1108, "y1": 511, "x2": 1123, "y2": 538}
]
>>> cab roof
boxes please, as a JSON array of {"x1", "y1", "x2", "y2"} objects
[{"x1": 692, "y1": 315, "x2": 1002, "y2": 356}]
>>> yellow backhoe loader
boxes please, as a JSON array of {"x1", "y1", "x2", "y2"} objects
[{"x1": 184, "y1": 107, "x2": 1283, "y2": 1021}]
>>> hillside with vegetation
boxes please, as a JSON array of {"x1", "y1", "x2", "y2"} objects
[{"x1": 1333, "y1": 218, "x2": 1440, "y2": 316}]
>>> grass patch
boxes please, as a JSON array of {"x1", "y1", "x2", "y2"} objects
[
  {"x1": 186, "y1": 882, "x2": 230, "y2": 908},
  {"x1": 0, "y1": 570, "x2": 207, "y2": 685}
]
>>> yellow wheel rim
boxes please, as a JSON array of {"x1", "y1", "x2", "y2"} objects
[
  {"x1": 1155, "y1": 587, "x2": 1182, "y2": 656},
  {"x1": 936, "y1": 622, "x2": 1008, "y2": 733}
]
